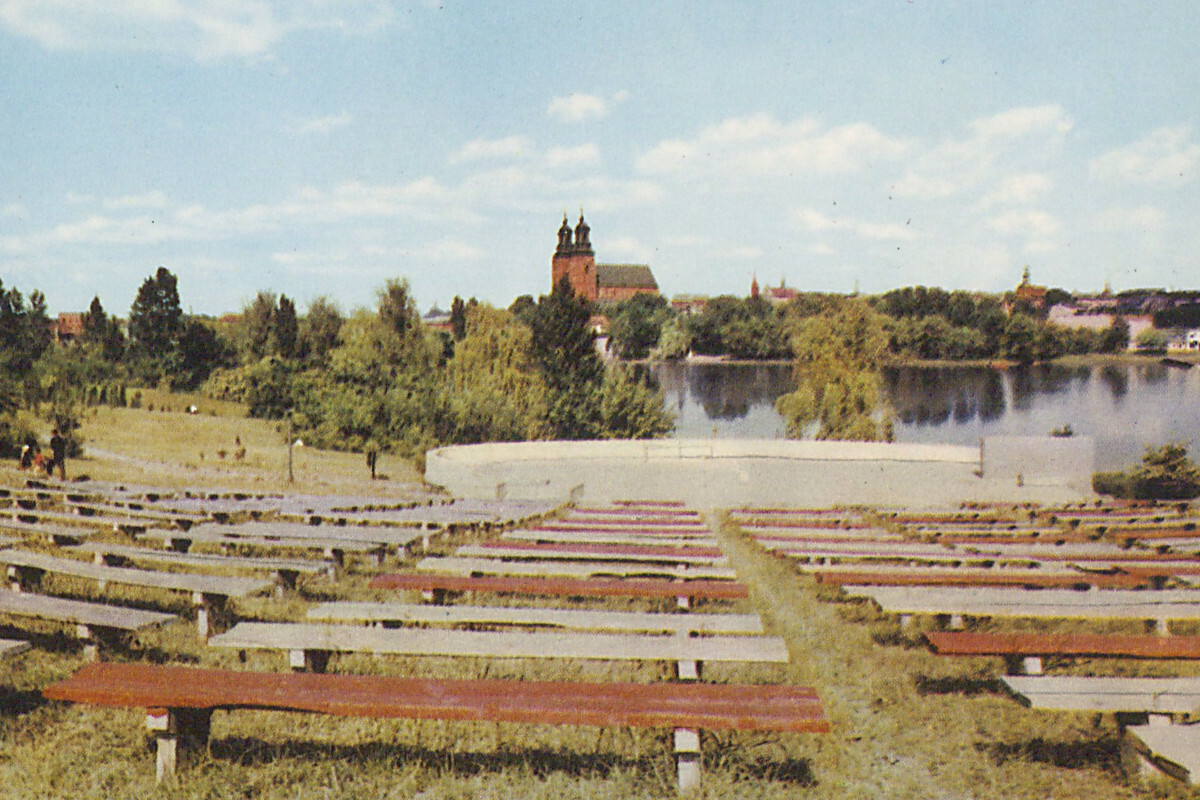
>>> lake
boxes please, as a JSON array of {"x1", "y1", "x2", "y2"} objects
[{"x1": 647, "y1": 360, "x2": 1200, "y2": 472}]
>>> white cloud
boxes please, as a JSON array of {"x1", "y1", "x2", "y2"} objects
[
  {"x1": 979, "y1": 173, "x2": 1052, "y2": 207},
  {"x1": 601, "y1": 235, "x2": 654, "y2": 263},
  {"x1": 103, "y1": 190, "x2": 170, "y2": 210},
  {"x1": 0, "y1": 0, "x2": 397, "y2": 60},
  {"x1": 1091, "y1": 126, "x2": 1200, "y2": 185},
  {"x1": 547, "y1": 92, "x2": 612, "y2": 123},
  {"x1": 1, "y1": 203, "x2": 26, "y2": 218},
  {"x1": 1094, "y1": 206, "x2": 1167, "y2": 232},
  {"x1": 638, "y1": 114, "x2": 907, "y2": 178},
  {"x1": 290, "y1": 112, "x2": 353, "y2": 135},
  {"x1": 971, "y1": 104, "x2": 1074, "y2": 139},
  {"x1": 895, "y1": 106, "x2": 1072, "y2": 200},
  {"x1": 450, "y1": 136, "x2": 533, "y2": 165},
  {"x1": 794, "y1": 207, "x2": 915, "y2": 241},
  {"x1": 988, "y1": 209, "x2": 1061, "y2": 238},
  {"x1": 545, "y1": 144, "x2": 601, "y2": 169}
]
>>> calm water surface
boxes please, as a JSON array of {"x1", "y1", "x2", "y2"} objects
[{"x1": 647, "y1": 361, "x2": 1200, "y2": 471}]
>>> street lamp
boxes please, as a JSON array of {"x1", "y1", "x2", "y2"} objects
[{"x1": 288, "y1": 437, "x2": 304, "y2": 483}]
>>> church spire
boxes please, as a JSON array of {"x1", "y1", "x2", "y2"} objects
[
  {"x1": 574, "y1": 210, "x2": 591, "y2": 252},
  {"x1": 556, "y1": 213, "x2": 573, "y2": 253}
]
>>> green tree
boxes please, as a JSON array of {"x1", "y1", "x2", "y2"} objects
[
  {"x1": 127, "y1": 267, "x2": 184, "y2": 380},
  {"x1": 272, "y1": 294, "x2": 299, "y2": 359},
  {"x1": 176, "y1": 318, "x2": 235, "y2": 390},
  {"x1": 775, "y1": 296, "x2": 892, "y2": 441},
  {"x1": 1132, "y1": 443, "x2": 1200, "y2": 499},
  {"x1": 1099, "y1": 315, "x2": 1130, "y2": 353},
  {"x1": 608, "y1": 293, "x2": 669, "y2": 360},
  {"x1": 239, "y1": 291, "x2": 277, "y2": 363},
  {"x1": 80, "y1": 296, "x2": 126, "y2": 362},
  {"x1": 597, "y1": 366, "x2": 674, "y2": 439},
  {"x1": 1001, "y1": 313, "x2": 1040, "y2": 363},
  {"x1": 530, "y1": 278, "x2": 604, "y2": 438},
  {"x1": 1135, "y1": 327, "x2": 1168, "y2": 353},
  {"x1": 298, "y1": 296, "x2": 343, "y2": 365},
  {"x1": 449, "y1": 296, "x2": 467, "y2": 341}
]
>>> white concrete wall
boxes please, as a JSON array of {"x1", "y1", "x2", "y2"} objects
[{"x1": 425, "y1": 437, "x2": 1095, "y2": 509}]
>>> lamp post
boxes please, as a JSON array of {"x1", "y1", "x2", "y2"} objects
[{"x1": 286, "y1": 415, "x2": 303, "y2": 483}]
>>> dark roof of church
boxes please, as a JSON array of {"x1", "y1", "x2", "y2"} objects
[{"x1": 596, "y1": 263, "x2": 658, "y2": 290}]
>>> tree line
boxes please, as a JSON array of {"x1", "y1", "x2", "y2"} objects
[{"x1": 3, "y1": 269, "x2": 674, "y2": 465}]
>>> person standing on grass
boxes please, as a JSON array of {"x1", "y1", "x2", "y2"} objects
[
  {"x1": 49, "y1": 429, "x2": 66, "y2": 480},
  {"x1": 366, "y1": 441, "x2": 378, "y2": 481}
]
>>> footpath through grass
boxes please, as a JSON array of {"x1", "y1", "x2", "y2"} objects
[{"x1": 710, "y1": 515, "x2": 1152, "y2": 800}]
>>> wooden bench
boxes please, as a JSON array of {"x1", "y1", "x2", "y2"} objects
[
  {"x1": 536, "y1": 522, "x2": 711, "y2": 535},
  {"x1": 188, "y1": 522, "x2": 428, "y2": 554},
  {"x1": 306, "y1": 602, "x2": 765, "y2": 634},
  {"x1": 209, "y1": 621, "x2": 790, "y2": 679},
  {"x1": 5, "y1": 507, "x2": 148, "y2": 535},
  {"x1": 370, "y1": 573, "x2": 749, "y2": 608},
  {"x1": 461, "y1": 540, "x2": 729, "y2": 565},
  {"x1": 503, "y1": 529, "x2": 719, "y2": 548},
  {"x1": 43, "y1": 662, "x2": 829, "y2": 791},
  {"x1": 1002, "y1": 675, "x2": 1200, "y2": 715},
  {"x1": 844, "y1": 585, "x2": 1200, "y2": 634},
  {"x1": 925, "y1": 631, "x2": 1200, "y2": 674},
  {"x1": 0, "y1": 519, "x2": 90, "y2": 545},
  {"x1": 71, "y1": 542, "x2": 335, "y2": 592},
  {"x1": 1125, "y1": 722, "x2": 1200, "y2": 786},
  {"x1": 0, "y1": 637, "x2": 29, "y2": 659},
  {"x1": 0, "y1": 549, "x2": 272, "y2": 637},
  {"x1": 137, "y1": 528, "x2": 387, "y2": 566},
  {"x1": 0, "y1": 591, "x2": 176, "y2": 659},
  {"x1": 69, "y1": 501, "x2": 208, "y2": 530},
  {"x1": 811, "y1": 565, "x2": 1151, "y2": 590},
  {"x1": 416, "y1": 556, "x2": 738, "y2": 581}
]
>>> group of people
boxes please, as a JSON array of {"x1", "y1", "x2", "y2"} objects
[{"x1": 18, "y1": 430, "x2": 67, "y2": 480}]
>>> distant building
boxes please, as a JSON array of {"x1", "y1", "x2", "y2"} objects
[
  {"x1": 760, "y1": 278, "x2": 798, "y2": 306},
  {"x1": 54, "y1": 312, "x2": 83, "y2": 345},
  {"x1": 551, "y1": 213, "x2": 659, "y2": 303},
  {"x1": 1013, "y1": 266, "x2": 1047, "y2": 309},
  {"x1": 422, "y1": 305, "x2": 453, "y2": 333},
  {"x1": 670, "y1": 294, "x2": 709, "y2": 315}
]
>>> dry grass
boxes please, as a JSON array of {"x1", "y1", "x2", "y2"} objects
[{"x1": 0, "y1": 403, "x2": 1196, "y2": 797}]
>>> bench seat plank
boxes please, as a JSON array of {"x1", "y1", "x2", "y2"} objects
[
  {"x1": 416, "y1": 556, "x2": 737, "y2": 581},
  {"x1": 926, "y1": 631, "x2": 1200, "y2": 659},
  {"x1": 72, "y1": 542, "x2": 331, "y2": 575},
  {"x1": 0, "y1": 637, "x2": 30, "y2": 659},
  {"x1": 1002, "y1": 675, "x2": 1200, "y2": 713},
  {"x1": 188, "y1": 522, "x2": 425, "y2": 549},
  {"x1": 461, "y1": 541, "x2": 728, "y2": 565},
  {"x1": 209, "y1": 622, "x2": 791, "y2": 663},
  {"x1": 306, "y1": 602, "x2": 764, "y2": 634},
  {"x1": 44, "y1": 662, "x2": 828, "y2": 732},
  {"x1": 847, "y1": 585, "x2": 1200, "y2": 622},
  {"x1": 370, "y1": 573, "x2": 748, "y2": 599},
  {"x1": 503, "y1": 529, "x2": 719, "y2": 548},
  {"x1": 1126, "y1": 723, "x2": 1200, "y2": 785},
  {"x1": 0, "y1": 590, "x2": 177, "y2": 631},
  {"x1": 812, "y1": 566, "x2": 1150, "y2": 589},
  {"x1": 138, "y1": 529, "x2": 385, "y2": 555},
  {"x1": 0, "y1": 549, "x2": 273, "y2": 599}
]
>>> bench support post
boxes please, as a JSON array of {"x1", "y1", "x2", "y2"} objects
[
  {"x1": 1021, "y1": 656, "x2": 1044, "y2": 675},
  {"x1": 674, "y1": 728, "x2": 701, "y2": 793},
  {"x1": 193, "y1": 593, "x2": 228, "y2": 639},
  {"x1": 1155, "y1": 617, "x2": 1170, "y2": 637},
  {"x1": 147, "y1": 707, "x2": 212, "y2": 784},
  {"x1": 675, "y1": 659, "x2": 701, "y2": 682},
  {"x1": 288, "y1": 648, "x2": 330, "y2": 673}
]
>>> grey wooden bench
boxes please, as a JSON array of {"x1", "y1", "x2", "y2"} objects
[
  {"x1": 306, "y1": 602, "x2": 765, "y2": 635},
  {"x1": 0, "y1": 519, "x2": 90, "y2": 545},
  {"x1": 0, "y1": 637, "x2": 29, "y2": 659},
  {"x1": 503, "y1": 529, "x2": 720, "y2": 547},
  {"x1": 186, "y1": 522, "x2": 428, "y2": 556},
  {"x1": 456, "y1": 542, "x2": 730, "y2": 566},
  {"x1": 137, "y1": 527, "x2": 387, "y2": 566},
  {"x1": 416, "y1": 556, "x2": 738, "y2": 581},
  {"x1": 43, "y1": 662, "x2": 829, "y2": 791},
  {"x1": 1125, "y1": 721, "x2": 1200, "y2": 786},
  {"x1": 6, "y1": 507, "x2": 148, "y2": 535},
  {"x1": 0, "y1": 591, "x2": 176, "y2": 659},
  {"x1": 209, "y1": 621, "x2": 790, "y2": 679},
  {"x1": 71, "y1": 542, "x2": 335, "y2": 591},
  {"x1": 0, "y1": 549, "x2": 272, "y2": 636},
  {"x1": 845, "y1": 585, "x2": 1200, "y2": 634}
]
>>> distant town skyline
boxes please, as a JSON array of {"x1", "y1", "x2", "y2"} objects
[{"x1": 3, "y1": 2, "x2": 1200, "y2": 315}]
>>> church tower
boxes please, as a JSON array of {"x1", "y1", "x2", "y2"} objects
[{"x1": 550, "y1": 212, "x2": 597, "y2": 301}]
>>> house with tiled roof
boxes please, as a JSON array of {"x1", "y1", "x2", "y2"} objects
[{"x1": 54, "y1": 313, "x2": 84, "y2": 345}]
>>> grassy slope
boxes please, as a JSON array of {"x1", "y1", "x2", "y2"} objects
[{"x1": 0, "y1": 403, "x2": 1194, "y2": 797}]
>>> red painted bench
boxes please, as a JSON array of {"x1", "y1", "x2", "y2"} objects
[
  {"x1": 369, "y1": 573, "x2": 749, "y2": 607},
  {"x1": 925, "y1": 631, "x2": 1200, "y2": 674},
  {"x1": 44, "y1": 663, "x2": 829, "y2": 791}
]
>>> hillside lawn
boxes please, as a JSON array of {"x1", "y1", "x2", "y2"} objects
[{"x1": 0, "y1": 398, "x2": 1194, "y2": 798}]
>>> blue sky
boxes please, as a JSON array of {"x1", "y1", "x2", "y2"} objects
[{"x1": 3, "y1": 1, "x2": 1199, "y2": 316}]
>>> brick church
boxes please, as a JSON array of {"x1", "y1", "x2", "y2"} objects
[{"x1": 551, "y1": 213, "x2": 659, "y2": 303}]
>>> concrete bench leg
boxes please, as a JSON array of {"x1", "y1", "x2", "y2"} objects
[
  {"x1": 8, "y1": 566, "x2": 43, "y2": 594},
  {"x1": 146, "y1": 708, "x2": 212, "y2": 783},
  {"x1": 1155, "y1": 617, "x2": 1170, "y2": 637},
  {"x1": 288, "y1": 648, "x2": 330, "y2": 673},
  {"x1": 676, "y1": 660, "x2": 701, "y2": 682},
  {"x1": 194, "y1": 594, "x2": 228, "y2": 639},
  {"x1": 674, "y1": 728, "x2": 701, "y2": 794},
  {"x1": 274, "y1": 570, "x2": 299, "y2": 598},
  {"x1": 675, "y1": 595, "x2": 690, "y2": 610}
]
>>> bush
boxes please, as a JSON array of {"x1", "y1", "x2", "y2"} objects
[
  {"x1": 1132, "y1": 442, "x2": 1200, "y2": 500},
  {"x1": 1092, "y1": 470, "x2": 1133, "y2": 498}
]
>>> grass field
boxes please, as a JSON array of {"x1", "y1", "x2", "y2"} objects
[{"x1": 0, "y1": 402, "x2": 1196, "y2": 798}]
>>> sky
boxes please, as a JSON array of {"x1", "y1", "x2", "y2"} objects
[{"x1": 3, "y1": 1, "x2": 1200, "y2": 317}]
